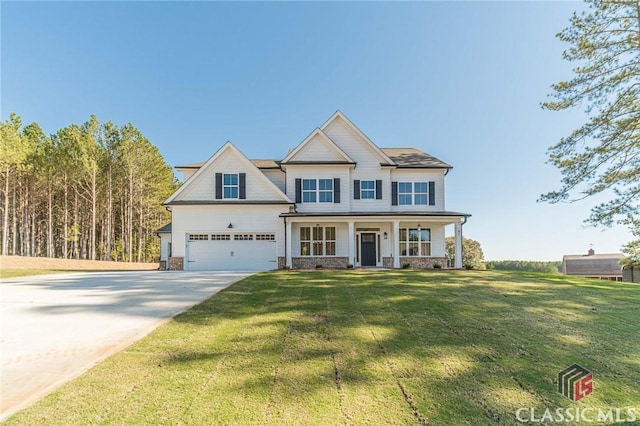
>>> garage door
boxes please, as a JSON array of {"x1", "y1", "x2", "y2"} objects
[{"x1": 186, "y1": 233, "x2": 277, "y2": 271}]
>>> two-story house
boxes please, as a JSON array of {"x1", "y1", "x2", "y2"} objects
[{"x1": 158, "y1": 111, "x2": 470, "y2": 270}]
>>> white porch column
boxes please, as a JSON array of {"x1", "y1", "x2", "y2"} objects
[
  {"x1": 455, "y1": 220, "x2": 463, "y2": 269},
  {"x1": 393, "y1": 220, "x2": 400, "y2": 268},
  {"x1": 286, "y1": 219, "x2": 292, "y2": 268},
  {"x1": 347, "y1": 221, "x2": 355, "y2": 266}
]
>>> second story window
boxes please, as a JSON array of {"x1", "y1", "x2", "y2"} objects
[
  {"x1": 394, "y1": 181, "x2": 433, "y2": 206},
  {"x1": 302, "y1": 179, "x2": 333, "y2": 203},
  {"x1": 361, "y1": 180, "x2": 375, "y2": 199},
  {"x1": 318, "y1": 179, "x2": 333, "y2": 203},
  {"x1": 414, "y1": 182, "x2": 428, "y2": 205},
  {"x1": 302, "y1": 179, "x2": 317, "y2": 202},
  {"x1": 398, "y1": 182, "x2": 413, "y2": 205},
  {"x1": 223, "y1": 174, "x2": 239, "y2": 199},
  {"x1": 215, "y1": 172, "x2": 246, "y2": 200}
]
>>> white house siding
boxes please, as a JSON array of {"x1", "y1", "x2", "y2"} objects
[
  {"x1": 170, "y1": 204, "x2": 288, "y2": 259},
  {"x1": 322, "y1": 117, "x2": 399, "y2": 213},
  {"x1": 390, "y1": 169, "x2": 446, "y2": 211},
  {"x1": 261, "y1": 169, "x2": 286, "y2": 193},
  {"x1": 323, "y1": 117, "x2": 388, "y2": 171},
  {"x1": 159, "y1": 234, "x2": 171, "y2": 263},
  {"x1": 179, "y1": 153, "x2": 283, "y2": 202},
  {"x1": 292, "y1": 134, "x2": 346, "y2": 162},
  {"x1": 284, "y1": 165, "x2": 351, "y2": 213}
]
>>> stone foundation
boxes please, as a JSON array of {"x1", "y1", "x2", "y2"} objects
[
  {"x1": 278, "y1": 257, "x2": 286, "y2": 269},
  {"x1": 292, "y1": 257, "x2": 349, "y2": 269},
  {"x1": 168, "y1": 256, "x2": 184, "y2": 271},
  {"x1": 159, "y1": 260, "x2": 167, "y2": 271},
  {"x1": 399, "y1": 257, "x2": 447, "y2": 269},
  {"x1": 383, "y1": 257, "x2": 394, "y2": 268}
]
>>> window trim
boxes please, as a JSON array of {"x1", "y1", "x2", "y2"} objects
[
  {"x1": 397, "y1": 181, "x2": 429, "y2": 206},
  {"x1": 223, "y1": 173, "x2": 239, "y2": 199},
  {"x1": 299, "y1": 226, "x2": 336, "y2": 256},
  {"x1": 360, "y1": 180, "x2": 375, "y2": 199},
  {"x1": 301, "y1": 178, "x2": 333, "y2": 203},
  {"x1": 399, "y1": 227, "x2": 431, "y2": 257}
]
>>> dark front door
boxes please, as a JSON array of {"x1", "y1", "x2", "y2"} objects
[{"x1": 361, "y1": 233, "x2": 377, "y2": 266}]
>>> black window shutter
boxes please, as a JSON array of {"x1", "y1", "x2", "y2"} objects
[
  {"x1": 334, "y1": 178, "x2": 340, "y2": 203},
  {"x1": 391, "y1": 181, "x2": 398, "y2": 206},
  {"x1": 375, "y1": 180, "x2": 382, "y2": 200},
  {"x1": 353, "y1": 180, "x2": 360, "y2": 200},
  {"x1": 428, "y1": 181, "x2": 435, "y2": 205},
  {"x1": 295, "y1": 178, "x2": 302, "y2": 203},
  {"x1": 239, "y1": 173, "x2": 246, "y2": 199},
  {"x1": 215, "y1": 173, "x2": 223, "y2": 199}
]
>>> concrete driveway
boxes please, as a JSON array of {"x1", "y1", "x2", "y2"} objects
[{"x1": 0, "y1": 270, "x2": 251, "y2": 420}]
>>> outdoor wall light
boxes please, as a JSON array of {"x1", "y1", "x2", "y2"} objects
[
  {"x1": 227, "y1": 223, "x2": 233, "y2": 229},
  {"x1": 383, "y1": 232, "x2": 388, "y2": 239},
  {"x1": 417, "y1": 224, "x2": 422, "y2": 231}
]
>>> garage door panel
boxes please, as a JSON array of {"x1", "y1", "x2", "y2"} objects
[{"x1": 186, "y1": 234, "x2": 276, "y2": 271}]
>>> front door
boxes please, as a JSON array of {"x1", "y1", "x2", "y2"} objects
[{"x1": 361, "y1": 233, "x2": 377, "y2": 266}]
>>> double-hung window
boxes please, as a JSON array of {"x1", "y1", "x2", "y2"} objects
[
  {"x1": 399, "y1": 228, "x2": 431, "y2": 256},
  {"x1": 223, "y1": 174, "x2": 239, "y2": 199},
  {"x1": 302, "y1": 179, "x2": 317, "y2": 203},
  {"x1": 318, "y1": 179, "x2": 333, "y2": 203},
  {"x1": 361, "y1": 180, "x2": 375, "y2": 199},
  {"x1": 398, "y1": 182, "x2": 413, "y2": 205},
  {"x1": 414, "y1": 182, "x2": 428, "y2": 205},
  {"x1": 300, "y1": 226, "x2": 336, "y2": 256},
  {"x1": 302, "y1": 179, "x2": 333, "y2": 203},
  {"x1": 398, "y1": 182, "x2": 429, "y2": 205}
]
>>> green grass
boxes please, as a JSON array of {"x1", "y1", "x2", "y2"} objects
[
  {"x1": 5, "y1": 270, "x2": 639, "y2": 425},
  {"x1": 0, "y1": 269, "x2": 65, "y2": 279}
]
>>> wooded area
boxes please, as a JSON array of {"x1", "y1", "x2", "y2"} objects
[{"x1": 0, "y1": 113, "x2": 178, "y2": 262}]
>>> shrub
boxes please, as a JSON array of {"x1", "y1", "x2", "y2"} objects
[
  {"x1": 402, "y1": 263, "x2": 411, "y2": 269},
  {"x1": 433, "y1": 263, "x2": 442, "y2": 269},
  {"x1": 281, "y1": 265, "x2": 290, "y2": 270},
  {"x1": 347, "y1": 264, "x2": 354, "y2": 269},
  {"x1": 315, "y1": 264, "x2": 323, "y2": 269}
]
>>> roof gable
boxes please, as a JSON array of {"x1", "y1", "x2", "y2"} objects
[
  {"x1": 282, "y1": 128, "x2": 355, "y2": 164},
  {"x1": 164, "y1": 142, "x2": 292, "y2": 205},
  {"x1": 320, "y1": 111, "x2": 395, "y2": 166}
]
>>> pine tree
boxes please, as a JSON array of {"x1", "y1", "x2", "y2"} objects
[{"x1": 541, "y1": 0, "x2": 640, "y2": 256}]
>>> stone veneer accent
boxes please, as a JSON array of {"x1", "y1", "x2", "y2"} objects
[
  {"x1": 168, "y1": 256, "x2": 184, "y2": 271},
  {"x1": 159, "y1": 260, "x2": 167, "y2": 271},
  {"x1": 278, "y1": 257, "x2": 286, "y2": 269},
  {"x1": 383, "y1": 257, "x2": 394, "y2": 268},
  {"x1": 292, "y1": 257, "x2": 349, "y2": 269},
  {"x1": 399, "y1": 257, "x2": 447, "y2": 269}
]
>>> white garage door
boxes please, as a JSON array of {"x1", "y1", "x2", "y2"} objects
[{"x1": 186, "y1": 233, "x2": 277, "y2": 271}]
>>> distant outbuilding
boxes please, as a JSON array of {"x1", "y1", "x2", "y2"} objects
[{"x1": 562, "y1": 248, "x2": 623, "y2": 281}]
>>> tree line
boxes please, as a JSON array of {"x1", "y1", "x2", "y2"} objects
[
  {"x1": 485, "y1": 261, "x2": 561, "y2": 274},
  {"x1": 0, "y1": 113, "x2": 178, "y2": 263}
]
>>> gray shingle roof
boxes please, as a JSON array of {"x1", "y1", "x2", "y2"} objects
[
  {"x1": 175, "y1": 149, "x2": 451, "y2": 170},
  {"x1": 156, "y1": 222, "x2": 172, "y2": 234},
  {"x1": 381, "y1": 148, "x2": 451, "y2": 169},
  {"x1": 175, "y1": 160, "x2": 280, "y2": 169}
]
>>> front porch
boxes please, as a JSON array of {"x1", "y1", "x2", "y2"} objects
[{"x1": 280, "y1": 212, "x2": 469, "y2": 269}]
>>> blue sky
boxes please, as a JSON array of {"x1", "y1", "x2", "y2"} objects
[{"x1": 1, "y1": 1, "x2": 631, "y2": 261}]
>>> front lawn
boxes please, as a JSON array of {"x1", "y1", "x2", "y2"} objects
[{"x1": 5, "y1": 270, "x2": 639, "y2": 425}]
